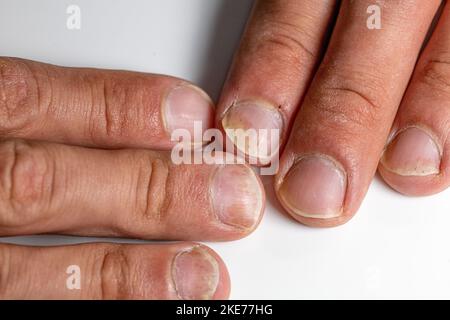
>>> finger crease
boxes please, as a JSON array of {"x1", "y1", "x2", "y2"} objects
[
  {"x1": 22, "y1": 62, "x2": 41, "y2": 115},
  {"x1": 100, "y1": 246, "x2": 129, "y2": 300},
  {"x1": 266, "y1": 34, "x2": 315, "y2": 59},
  {"x1": 324, "y1": 86, "x2": 381, "y2": 112},
  {"x1": 102, "y1": 80, "x2": 113, "y2": 138},
  {"x1": 7, "y1": 141, "x2": 18, "y2": 202}
]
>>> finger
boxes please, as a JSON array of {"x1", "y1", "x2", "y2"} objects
[
  {"x1": 274, "y1": 0, "x2": 441, "y2": 227},
  {"x1": 0, "y1": 57, "x2": 214, "y2": 149},
  {"x1": 0, "y1": 242, "x2": 229, "y2": 299},
  {"x1": 379, "y1": 2, "x2": 450, "y2": 196},
  {"x1": 0, "y1": 140, "x2": 264, "y2": 240},
  {"x1": 216, "y1": 0, "x2": 338, "y2": 164}
]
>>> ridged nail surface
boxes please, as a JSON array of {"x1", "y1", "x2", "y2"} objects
[
  {"x1": 211, "y1": 164, "x2": 263, "y2": 229},
  {"x1": 221, "y1": 101, "x2": 283, "y2": 163},
  {"x1": 172, "y1": 246, "x2": 219, "y2": 300}
]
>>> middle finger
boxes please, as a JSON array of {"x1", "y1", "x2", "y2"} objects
[
  {"x1": 0, "y1": 139, "x2": 264, "y2": 240},
  {"x1": 275, "y1": 0, "x2": 441, "y2": 227}
]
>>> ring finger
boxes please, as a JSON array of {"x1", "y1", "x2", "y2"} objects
[
  {"x1": 0, "y1": 242, "x2": 230, "y2": 299},
  {"x1": 0, "y1": 139, "x2": 264, "y2": 241}
]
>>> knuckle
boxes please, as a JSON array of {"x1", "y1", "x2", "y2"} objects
[
  {"x1": 101, "y1": 78, "x2": 129, "y2": 140},
  {"x1": 253, "y1": 0, "x2": 319, "y2": 59},
  {"x1": 100, "y1": 246, "x2": 130, "y2": 299},
  {"x1": 89, "y1": 77, "x2": 151, "y2": 144},
  {"x1": 133, "y1": 153, "x2": 170, "y2": 223},
  {"x1": 315, "y1": 69, "x2": 388, "y2": 129},
  {"x1": 313, "y1": 89, "x2": 383, "y2": 131},
  {"x1": 0, "y1": 58, "x2": 43, "y2": 134},
  {"x1": 264, "y1": 23, "x2": 315, "y2": 58},
  {"x1": 0, "y1": 140, "x2": 53, "y2": 227},
  {"x1": 420, "y1": 58, "x2": 450, "y2": 95},
  {"x1": 248, "y1": 18, "x2": 317, "y2": 71}
]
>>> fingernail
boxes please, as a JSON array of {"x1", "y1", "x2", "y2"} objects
[
  {"x1": 382, "y1": 127, "x2": 441, "y2": 176},
  {"x1": 163, "y1": 84, "x2": 214, "y2": 136},
  {"x1": 172, "y1": 246, "x2": 220, "y2": 300},
  {"x1": 221, "y1": 100, "x2": 283, "y2": 163},
  {"x1": 278, "y1": 156, "x2": 346, "y2": 219},
  {"x1": 210, "y1": 164, "x2": 264, "y2": 229}
]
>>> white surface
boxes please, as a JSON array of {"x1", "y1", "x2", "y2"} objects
[{"x1": 1, "y1": 0, "x2": 450, "y2": 299}]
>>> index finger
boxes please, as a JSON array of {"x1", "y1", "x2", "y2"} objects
[{"x1": 0, "y1": 57, "x2": 214, "y2": 149}]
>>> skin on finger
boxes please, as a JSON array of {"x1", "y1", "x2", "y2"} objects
[
  {"x1": 379, "y1": 2, "x2": 450, "y2": 196},
  {"x1": 274, "y1": 0, "x2": 441, "y2": 227},
  {"x1": 0, "y1": 140, "x2": 264, "y2": 241},
  {"x1": 0, "y1": 57, "x2": 214, "y2": 150},
  {"x1": 0, "y1": 242, "x2": 230, "y2": 299},
  {"x1": 216, "y1": 0, "x2": 338, "y2": 165}
]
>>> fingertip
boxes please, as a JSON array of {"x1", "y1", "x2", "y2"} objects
[
  {"x1": 275, "y1": 154, "x2": 355, "y2": 228},
  {"x1": 220, "y1": 100, "x2": 284, "y2": 166},
  {"x1": 378, "y1": 163, "x2": 449, "y2": 196},
  {"x1": 203, "y1": 245, "x2": 231, "y2": 300},
  {"x1": 379, "y1": 126, "x2": 450, "y2": 196},
  {"x1": 209, "y1": 154, "x2": 266, "y2": 239},
  {"x1": 175, "y1": 243, "x2": 231, "y2": 300},
  {"x1": 285, "y1": 212, "x2": 355, "y2": 228},
  {"x1": 163, "y1": 83, "x2": 215, "y2": 139}
]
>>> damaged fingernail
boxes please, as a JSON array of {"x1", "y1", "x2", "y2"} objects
[
  {"x1": 221, "y1": 100, "x2": 283, "y2": 164},
  {"x1": 172, "y1": 246, "x2": 220, "y2": 300},
  {"x1": 382, "y1": 127, "x2": 441, "y2": 176},
  {"x1": 210, "y1": 164, "x2": 264, "y2": 230}
]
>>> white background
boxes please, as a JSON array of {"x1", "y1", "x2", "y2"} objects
[{"x1": 1, "y1": 0, "x2": 450, "y2": 299}]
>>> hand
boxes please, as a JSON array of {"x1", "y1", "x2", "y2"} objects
[
  {"x1": 0, "y1": 57, "x2": 265, "y2": 299},
  {"x1": 217, "y1": 0, "x2": 450, "y2": 227}
]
